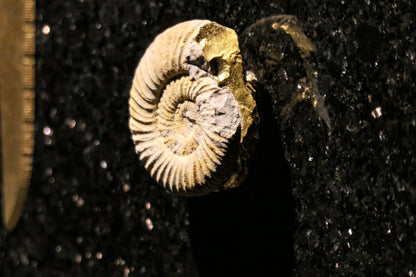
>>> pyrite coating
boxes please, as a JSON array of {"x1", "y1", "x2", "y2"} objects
[{"x1": 129, "y1": 20, "x2": 258, "y2": 196}]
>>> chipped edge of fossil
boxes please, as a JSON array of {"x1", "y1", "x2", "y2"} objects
[{"x1": 194, "y1": 22, "x2": 258, "y2": 191}]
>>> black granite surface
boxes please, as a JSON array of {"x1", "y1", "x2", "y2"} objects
[{"x1": 0, "y1": 0, "x2": 415, "y2": 276}]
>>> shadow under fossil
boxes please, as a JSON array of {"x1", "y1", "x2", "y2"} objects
[
  {"x1": 187, "y1": 83, "x2": 294, "y2": 276},
  {"x1": 186, "y1": 14, "x2": 335, "y2": 276}
]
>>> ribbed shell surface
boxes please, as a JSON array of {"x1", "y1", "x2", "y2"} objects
[{"x1": 129, "y1": 20, "x2": 244, "y2": 195}]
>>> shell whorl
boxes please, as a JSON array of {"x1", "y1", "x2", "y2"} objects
[{"x1": 129, "y1": 20, "x2": 258, "y2": 195}]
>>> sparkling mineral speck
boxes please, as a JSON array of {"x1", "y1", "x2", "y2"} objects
[
  {"x1": 43, "y1": 126, "x2": 52, "y2": 136},
  {"x1": 122, "y1": 184, "x2": 130, "y2": 192},
  {"x1": 42, "y1": 24, "x2": 50, "y2": 35},
  {"x1": 74, "y1": 254, "x2": 82, "y2": 263},
  {"x1": 371, "y1": 107, "x2": 382, "y2": 118},
  {"x1": 45, "y1": 167, "x2": 52, "y2": 176},
  {"x1": 145, "y1": 218, "x2": 154, "y2": 231},
  {"x1": 100, "y1": 161, "x2": 108, "y2": 169},
  {"x1": 76, "y1": 198, "x2": 85, "y2": 207},
  {"x1": 65, "y1": 118, "x2": 76, "y2": 128},
  {"x1": 95, "y1": 252, "x2": 103, "y2": 260},
  {"x1": 115, "y1": 257, "x2": 126, "y2": 266}
]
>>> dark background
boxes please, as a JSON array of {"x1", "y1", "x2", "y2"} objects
[{"x1": 0, "y1": 0, "x2": 415, "y2": 276}]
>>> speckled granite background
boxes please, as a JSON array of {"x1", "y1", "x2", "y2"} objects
[{"x1": 0, "y1": 0, "x2": 415, "y2": 276}]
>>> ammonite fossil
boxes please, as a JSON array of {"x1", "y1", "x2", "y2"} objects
[{"x1": 129, "y1": 20, "x2": 258, "y2": 196}]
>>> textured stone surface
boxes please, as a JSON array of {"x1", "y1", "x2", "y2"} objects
[{"x1": 0, "y1": 1, "x2": 415, "y2": 276}]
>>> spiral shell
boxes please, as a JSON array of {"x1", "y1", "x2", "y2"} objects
[{"x1": 129, "y1": 20, "x2": 257, "y2": 195}]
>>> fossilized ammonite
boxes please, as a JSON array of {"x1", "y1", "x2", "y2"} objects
[{"x1": 129, "y1": 20, "x2": 258, "y2": 196}]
